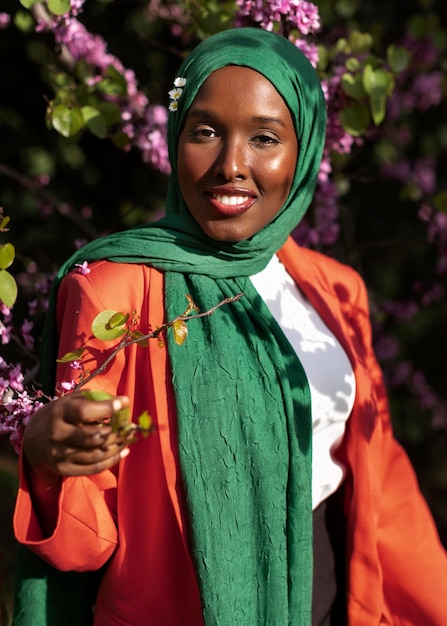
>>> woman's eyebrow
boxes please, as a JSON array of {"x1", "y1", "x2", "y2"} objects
[
  {"x1": 187, "y1": 109, "x2": 217, "y2": 120},
  {"x1": 187, "y1": 110, "x2": 287, "y2": 128},
  {"x1": 251, "y1": 116, "x2": 287, "y2": 128}
]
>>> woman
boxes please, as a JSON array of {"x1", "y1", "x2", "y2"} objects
[{"x1": 13, "y1": 28, "x2": 447, "y2": 626}]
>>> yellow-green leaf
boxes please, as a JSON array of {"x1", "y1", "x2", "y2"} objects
[
  {"x1": 0, "y1": 215, "x2": 10, "y2": 231},
  {"x1": 19, "y1": 0, "x2": 39, "y2": 8},
  {"x1": 129, "y1": 329, "x2": 149, "y2": 348},
  {"x1": 111, "y1": 407, "x2": 131, "y2": 432},
  {"x1": 48, "y1": 0, "x2": 71, "y2": 15},
  {"x1": 172, "y1": 319, "x2": 188, "y2": 345},
  {"x1": 52, "y1": 105, "x2": 85, "y2": 138},
  {"x1": 348, "y1": 31, "x2": 373, "y2": 55},
  {"x1": 56, "y1": 348, "x2": 85, "y2": 363},
  {"x1": 0, "y1": 243, "x2": 15, "y2": 270},
  {"x1": 369, "y1": 94, "x2": 387, "y2": 126},
  {"x1": 341, "y1": 73, "x2": 366, "y2": 100},
  {"x1": 82, "y1": 389, "x2": 114, "y2": 402},
  {"x1": 0, "y1": 270, "x2": 18, "y2": 307},
  {"x1": 345, "y1": 57, "x2": 360, "y2": 72},
  {"x1": 107, "y1": 311, "x2": 129, "y2": 329},
  {"x1": 387, "y1": 45, "x2": 411, "y2": 73},
  {"x1": 138, "y1": 410, "x2": 153, "y2": 435},
  {"x1": 362, "y1": 65, "x2": 394, "y2": 98},
  {"x1": 92, "y1": 310, "x2": 127, "y2": 341}
]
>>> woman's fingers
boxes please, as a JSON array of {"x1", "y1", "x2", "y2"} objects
[
  {"x1": 60, "y1": 392, "x2": 130, "y2": 426},
  {"x1": 23, "y1": 392, "x2": 132, "y2": 476},
  {"x1": 55, "y1": 445, "x2": 130, "y2": 477}
]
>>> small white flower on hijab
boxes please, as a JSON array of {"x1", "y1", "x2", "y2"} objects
[{"x1": 169, "y1": 77, "x2": 186, "y2": 112}]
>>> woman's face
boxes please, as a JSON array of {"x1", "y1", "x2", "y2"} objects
[{"x1": 177, "y1": 66, "x2": 298, "y2": 243}]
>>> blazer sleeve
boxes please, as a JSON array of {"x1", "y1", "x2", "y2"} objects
[
  {"x1": 370, "y1": 354, "x2": 447, "y2": 624},
  {"x1": 13, "y1": 263, "x2": 134, "y2": 572},
  {"x1": 352, "y1": 270, "x2": 447, "y2": 625}
]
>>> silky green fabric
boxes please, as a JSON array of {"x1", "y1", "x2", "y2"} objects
[{"x1": 14, "y1": 28, "x2": 326, "y2": 626}]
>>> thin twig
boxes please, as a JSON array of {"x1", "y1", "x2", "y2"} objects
[
  {"x1": 0, "y1": 164, "x2": 100, "y2": 240},
  {"x1": 74, "y1": 293, "x2": 244, "y2": 390}
]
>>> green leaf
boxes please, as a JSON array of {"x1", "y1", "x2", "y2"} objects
[
  {"x1": 19, "y1": 0, "x2": 39, "y2": 8},
  {"x1": 91, "y1": 310, "x2": 128, "y2": 341},
  {"x1": 48, "y1": 0, "x2": 71, "y2": 15},
  {"x1": 13, "y1": 10, "x2": 34, "y2": 32},
  {"x1": 387, "y1": 45, "x2": 411, "y2": 73},
  {"x1": 332, "y1": 38, "x2": 349, "y2": 56},
  {"x1": 0, "y1": 243, "x2": 15, "y2": 270},
  {"x1": 138, "y1": 410, "x2": 153, "y2": 436},
  {"x1": 335, "y1": 0, "x2": 359, "y2": 19},
  {"x1": 0, "y1": 270, "x2": 18, "y2": 307},
  {"x1": 316, "y1": 45, "x2": 329, "y2": 72},
  {"x1": 369, "y1": 94, "x2": 387, "y2": 126},
  {"x1": 0, "y1": 215, "x2": 10, "y2": 231},
  {"x1": 97, "y1": 102, "x2": 122, "y2": 125},
  {"x1": 129, "y1": 329, "x2": 149, "y2": 348},
  {"x1": 341, "y1": 73, "x2": 366, "y2": 99},
  {"x1": 98, "y1": 66, "x2": 128, "y2": 97},
  {"x1": 56, "y1": 348, "x2": 86, "y2": 363},
  {"x1": 172, "y1": 319, "x2": 188, "y2": 345},
  {"x1": 111, "y1": 407, "x2": 131, "y2": 432},
  {"x1": 112, "y1": 132, "x2": 130, "y2": 150},
  {"x1": 339, "y1": 102, "x2": 371, "y2": 136},
  {"x1": 345, "y1": 57, "x2": 360, "y2": 72},
  {"x1": 81, "y1": 106, "x2": 107, "y2": 139},
  {"x1": 82, "y1": 389, "x2": 114, "y2": 402},
  {"x1": 52, "y1": 105, "x2": 85, "y2": 138},
  {"x1": 108, "y1": 311, "x2": 129, "y2": 328},
  {"x1": 362, "y1": 65, "x2": 394, "y2": 98},
  {"x1": 434, "y1": 190, "x2": 447, "y2": 214},
  {"x1": 348, "y1": 31, "x2": 373, "y2": 55}
]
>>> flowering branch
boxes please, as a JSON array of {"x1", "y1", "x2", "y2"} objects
[{"x1": 72, "y1": 292, "x2": 244, "y2": 391}]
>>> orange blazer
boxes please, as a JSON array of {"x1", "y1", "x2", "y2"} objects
[{"x1": 14, "y1": 237, "x2": 447, "y2": 625}]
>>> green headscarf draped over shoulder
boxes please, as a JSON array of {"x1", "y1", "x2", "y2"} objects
[{"x1": 14, "y1": 28, "x2": 326, "y2": 626}]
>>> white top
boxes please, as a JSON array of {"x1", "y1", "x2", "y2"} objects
[{"x1": 251, "y1": 254, "x2": 356, "y2": 510}]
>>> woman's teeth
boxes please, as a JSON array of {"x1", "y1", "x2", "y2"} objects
[{"x1": 213, "y1": 194, "x2": 250, "y2": 206}]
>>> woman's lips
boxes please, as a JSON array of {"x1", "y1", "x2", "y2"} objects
[{"x1": 208, "y1": 192, "x2": 256, "y2": 216}]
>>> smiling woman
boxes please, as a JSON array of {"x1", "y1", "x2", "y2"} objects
[
  {"x1": 177, "y1": 66, "x2": 298, "y2": 242},
  {"x1": 12, "y1": 26, "x2": 447, "y2": 626}
]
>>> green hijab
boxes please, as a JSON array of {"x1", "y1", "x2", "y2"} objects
[{"x1": 14, "y1": 28, "x2": 326, "y2": 626}]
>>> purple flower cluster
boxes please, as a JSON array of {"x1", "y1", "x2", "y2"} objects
[
  {"x1": 146, "y1": 0, "x2": 192, "y2": 40},
  {"x1": 0, "y1": 356, "x2": 44, "y2": 453},
  {"x1": 35, "y1": 2, "x2": 170, "y2": 173},
  {"x1": 234, "y1": 0, "x2": 320, "y2": 35}
]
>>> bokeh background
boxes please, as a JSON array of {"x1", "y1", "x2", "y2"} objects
[{"x1": 1, "y1": 1, "x2": 446, "y2": 623}]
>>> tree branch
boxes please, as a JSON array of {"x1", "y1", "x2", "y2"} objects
[{"x1": 74, "y1": 292, "x2": 244, "y2": 390}]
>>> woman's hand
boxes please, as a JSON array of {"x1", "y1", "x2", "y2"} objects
[{"x1": 23, "y1": 390, "x2": 131, "y2": 479}]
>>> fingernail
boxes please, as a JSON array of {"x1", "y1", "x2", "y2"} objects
[
  {"x1": 120, "y1": 447, "x2": 130, "y2": 460},
  {"x1": 112, "y1": 399, "x2": 122, "y2": 412}
]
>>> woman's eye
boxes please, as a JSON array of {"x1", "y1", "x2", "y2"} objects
[
  {"x1": 190, "y1": 127, "x2": 217, "y2": 140},
  {"x1": 253, "y1": 134, "x2": 279, "y2": 146}
]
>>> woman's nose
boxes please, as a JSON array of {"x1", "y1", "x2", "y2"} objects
[{"x1": 213, "y1": 138, "x2": 248, "y2": 181}]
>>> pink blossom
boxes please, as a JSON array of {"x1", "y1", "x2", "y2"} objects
[
  {"x1": 75, "y1": 261, "x2": 91, "y2": 275},
  {"x1": 59, "y1": 380, "x2": 76, "y2": 393},
  {"x1": 0, "y1": 13, "x2": 11, "y2": 29},
  {"x1": 21, "y1": 319, "x2": 35, "y2": 351},
  {"x1": 234, "y1": 0, "x2": 320, "y2": 37}
]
